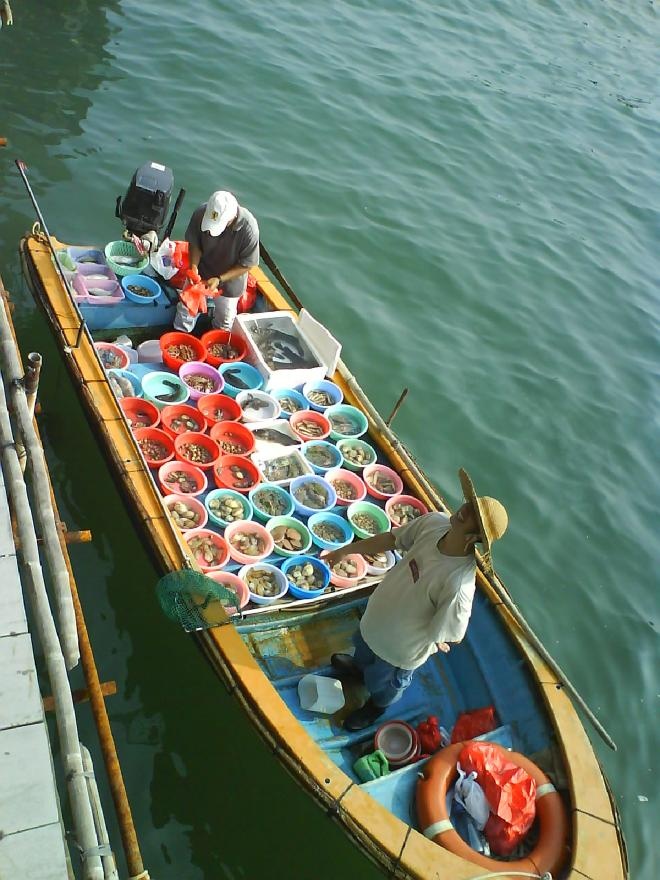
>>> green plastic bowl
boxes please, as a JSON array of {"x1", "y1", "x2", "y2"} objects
[
  {"x1": 266, "y1": 515, "x2": 312, "y2": 557},
  {"x1": 336, "y1": 438, "x2": 377, "y2": 472},
  {"x1": 347, "y1": 501, "x2": 391, "y2": 539}
]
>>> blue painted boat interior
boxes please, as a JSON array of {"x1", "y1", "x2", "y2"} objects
[{"x1": 237, "y1": 591, "x2": 553, "y2": 824}]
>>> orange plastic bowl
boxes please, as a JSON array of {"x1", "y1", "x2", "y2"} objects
[
  {"x1": 133, "y1": 427, "x2": 175, "y2": 467},
  {"x1": 209, "y1": 421, "x2": 256, "y2": 456},
  {"x1": 159, "y1": 331, "x2": 206, "y2": 371},
  {"x1": 174, "y1": 431, "x2": 221, "y2": 470},
  {"x1": 119, "y1": 396, "x2": 160, "y2": 429},
  {"x1": 197, "y1": 392, "x2": 243, "y2": 427},
  {"x1": 160, "y1": 403, "x2": 207, "y2": 438},
  {"x1": 289, "y1": 409, "x2": 332, "y2": 442},
  {"x1": 201, "y1": 329, "x2": 248, "y2": 368}
]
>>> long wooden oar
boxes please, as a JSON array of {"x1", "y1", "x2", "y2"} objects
[{"x1": 260, "y1": 240, "x2": 617, "y2": 752}]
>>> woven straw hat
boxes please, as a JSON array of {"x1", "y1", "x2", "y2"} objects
[{"x1": 458, "y1": 468, "x2": 508, "y2": 558}]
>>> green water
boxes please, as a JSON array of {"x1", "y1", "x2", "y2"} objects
[{"x1": 1, "y1": 1, "x2": 658, "y2": 877}]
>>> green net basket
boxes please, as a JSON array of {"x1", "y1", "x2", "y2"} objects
[
  {"x1": 104, "y1": 240, "x2": 149, "y2": 277},
  {"x1": 156, "y1": 570, "x2": 242, "y2": 632}
]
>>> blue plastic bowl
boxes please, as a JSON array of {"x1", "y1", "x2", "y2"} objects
[
  {"x1": 290, "y1": 475, "x2": 337, "y2": 518},
  {"x1": 205, "y1": 488, "x2": 253, "y2": 528},
  {"x1": 301, "y1": 440, "x2": 343, "y2": 475},
  {"x1": 307, "y1": 512, "x2": 354, "y2": 551},
  {"x1": 271, "y1": 388, "x2": 307, "y2": 419},
  {"x1": 219, "y1": 362, "x2": 264, "y2": 399},
  {"x1": 302, "y1": 379, "x2": 344, "y2": 412},
  {"x1": 121, "y1": 273, "x2": 162, "y2": 304},
  {"x1": 108, "y1": 368, "x2": 143, "y2": 398},
  {"x1": 281, "y1": 555, "x2": 331, "y2": 599},
  {"x1": 249, "y1": 483, "x2": 295, "y2": 523}
]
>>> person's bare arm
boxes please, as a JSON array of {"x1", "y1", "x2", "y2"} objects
[
  {"x1": 324, "y1": 531, "x2": 396, "y2": 569},
  {"x1": 188, "y1": 243, "x2": 202, "y2": 276},
  {"x1": 205, "y1": 262, "x2": 256, "y2": 292}
]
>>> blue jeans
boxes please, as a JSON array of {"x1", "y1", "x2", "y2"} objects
[{"x1": 353, "y1": 630, "x2": 415, "y2": 708}]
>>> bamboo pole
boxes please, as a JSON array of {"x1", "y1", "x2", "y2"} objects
[
  {"x1": 17, "y1": 351, "x2": 41, "y2": 472},
  {"x1": 0, "y1": 295, "x2": 79, "y2": 668},
  {"x1": 0, "y1": 396, "x2": 103, "y2": 878},
  {"x1": 80, "y1": 745, "x2": 119, "y2": 880}
]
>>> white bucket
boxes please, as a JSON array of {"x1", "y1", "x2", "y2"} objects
[
  {"x1": 137, "y1": 338, "x2": 164, "y2": 363},
  {"x1": 298, "y1": 674, "x2": 345, "y2": 714}
]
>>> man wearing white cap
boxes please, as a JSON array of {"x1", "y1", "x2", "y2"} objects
[
  {"x1": 174, "y1": 190, "x2": 259, "y2": 331},
  {"x1": 325, "y1": 468, "x2": 508, "y2": 731}
]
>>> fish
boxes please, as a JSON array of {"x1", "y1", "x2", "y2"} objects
[
  {"x1": 223, "y1": 369, "x2": 250, "y2": 390},
  {"x1": 252, "y1": 428, "x2": 298, "y2": 446},
  {"x1": 112, "y1": 255, "x2": 142, "y2": 266},
  {"x1": 87, "y1": 287, "x2": 110, "y2": 297},
  {"x1": 242, "y1": 393, "x2": 269, "y2": 411},
  {"x1": 155, "y1": 379, "x2": 184, "y2": 402}
]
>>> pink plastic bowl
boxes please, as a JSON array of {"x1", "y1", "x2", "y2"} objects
[
  {"x1": 385, "y1": 494, "x2": 430, "y2": 526},
  {"x1": 182, "y1": 527, "x2": 230, "y2": 572},
  {"x1": 178, "y1": 361, "x2": 224, "y2": 401},
  {"x1": 205, "y1": 571, "x2": 250, "y2": 613},
  {"x1": 162, "y1": 493, "x2": 208, "y2": 530},
  {"x1": 223, "y1": 520, "x2": 275, "y2": 565},
  {"x1": 325, "y1": 467, "x2": 367, "y2": 507},
  {"x1": 157, "y1": 460, "x2": 208, "y2": 497},
  {"x1": 362, "y1": 464, "x2": 404, "y2": 501},
  {"x1": 326, "y1": 552, "x2": 367, "y2": 589}
]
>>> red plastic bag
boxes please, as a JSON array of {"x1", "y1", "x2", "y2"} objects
[
  {"x1": 237, "y1": 272, "x2": 257, "y2": 314},
  {"x1": 179, "y1": 274, "x2": 214, "y2": 318},
  {"x1": 451, "y1": 706, "x2": 498, "y2": 743},
  {"x1": 459, "y1": 741, "x2": 536, "y2": 856},
  {"x1": 416, "y1": 715, "x2": 443, "y2": 756}
]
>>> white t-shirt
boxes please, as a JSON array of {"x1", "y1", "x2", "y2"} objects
[{"x1": 359, "y1": 512, "x2": 476, "y2": 670}]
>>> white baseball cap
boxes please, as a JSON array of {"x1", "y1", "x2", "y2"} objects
[{"x1": 201, "y1": 191, "x2": 238, "y2": 236}]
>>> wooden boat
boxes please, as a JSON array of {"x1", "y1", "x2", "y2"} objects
[{"x1": 21, "y1": 229, "x2": 627, "y2": 880}]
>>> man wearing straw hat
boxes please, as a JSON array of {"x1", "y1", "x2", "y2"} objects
[{"x1": 326, "y1": 468, "x2": 508, "y2": 731}]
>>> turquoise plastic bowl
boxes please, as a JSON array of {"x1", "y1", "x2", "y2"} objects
[
  {"x1": 271, "y1": 388, "x2": 307, "y2": 419},
  {"x1": 205, "y1": 488, "x2": 253, "y2": 528},
  {"x1": 219, "y1": 362, "x2": 264, "y2": 398},
  {"x1": 347, "y1": 500, "x2": 391, "y2": 539},
  {"x1": 307, "y1": 512, "x2": 354, "y2": 551},
  {"x1": 281, "y1": 555, "x2": 331, "y2": 599},
  {"x1": 325, "y1": 404, "x2": 369, "y2": 440},
  {"x1": 249, "y1": 483, "x2": 295, "y2": 523},
  {"x1": 141, "y1": 371, "x2": 189, "y2": 410}
]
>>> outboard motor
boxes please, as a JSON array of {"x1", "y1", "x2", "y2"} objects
[{"x1": 116, "y1": 162, "x2": 185, "y2": 242}]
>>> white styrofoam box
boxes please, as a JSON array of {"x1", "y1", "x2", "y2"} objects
[
  {"x1": 244, "y1": 419, "x2": 300, "y2": 455},
  {"x1": 252, "y1": 447, "x2": 313, "y2": 486},
  {"x1": 233, "y1": 310, "x2": 341, "y2": 391}
]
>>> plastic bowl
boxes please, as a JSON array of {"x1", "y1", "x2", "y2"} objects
[
  {"x1": 174, "y1": 431, "x2": 221, "y2": 470},
  {"x1": 182, "y1": 527, "x2": 230, "y2": 572},
  {"x1": 347, "y1": 501, "x2": 391, "y2": 539},
  {"x1": 197, "y1": 392, "x2": 243, "y2": 427},
  {"x1": 119, "y1": 396, "x2": 160, "y2": 429},
  {"x1": 325, "y1": 467, "x2": 367, "y2": 506},
  {"x1": 209, "y1": 421, "x2": 256, "y2": 456},
  {"x1": 178, "y1": 361, "x2": 224, "y2": 401},
  {"x1": 281, "y1": 555, "x2": 331, "y2": 600},
  {"x1": 95, "y1": 342, "x2": 130, "y2": 371},
  {"x1": 108, "y1": 368, "x2": 143, "y2": 399},
  {"x1": 201, "y1": 329, "x2": 247, "y2": 368},
  {"x1": 162, "y1": 493, "x2": 208, "y2": 530},
  {"x1": 362, "y1": 549, "x2": 397, "y2": 577},
  {"x1": 289, "y1": 409, "x2": 332, "y2": 442},
  {"x1": 238, "y1": 562, "x2": 289, "y2": 606},
  {"x1": 213, "y1": 454, "x2": 261, "y2": 493},
  {"x1": 374, "y1": 721, "x2": 419, "y2": 767},
  {"x1": 142, "y1": 371, "x2": 189, "y2": 410},
  {"x1": 160, "y1": 403, "x2": 206, "y2": 438},
  {"x1": 236, "y1": 389, "x2": 281, "y2": 423},
  {"x1": 385, "y1": 494, "x2": 430, "y2": 527},
  {"x1": 363, "y1": 464, "x2": 404, "y2": 501},
  {"x1": 121, "y1": 273, "x2": 161, "y2": 304},
  {"x1": 302, "y1": 379, "x2": 343, "y2": 412},
  {"x1": 290, "y1": 475, "x2": 337, "y2": 517},
  {"x1": 133, "y1": 426, "x2": 175, "y2": 467},
  {"x1": 249, "y1": 483, "x2": 295, "y2": 523},
  {"x1": 224, "y1": 520, "x2": 274, "y2": 565},
  {"x1": 325, "y1": 552, "x2": 368, "y2": 589},
  {"x1": 307, "y1": 512, "x2": 353, "y2": 551},
  {"x1": 205, "y1": 571, "x2": 250, "y2": 613},
  {"x1": 157, "y1": 460, "x2": 208, "y2": 497},
  {"x1": 336, "y1": 438, "x2": 377, "y2": 472},
  {"x1": 205, "y1": 488, "x2": 253, "y2": 528},
  {"x1": 266, "y1": 516, "x2": 312, "y2": 557},
  {"x1": 325, "y1": 404, "x2": 369, "y2": 440},
  {"x1": 104, "y1": 240, "x2": 149, "y2": 277},
  {"x1": 271, "y1": 388, "x2": 307, "y2": 419},
  {"x1": 159, "y1": 331, "x2": 206, "y2": 371},
  {"x1": 301, "y1": 440, "x2": 343, "y2": 475},
  {"x1": 219, "y1": 362, "x2": 263, "y2": 398}
]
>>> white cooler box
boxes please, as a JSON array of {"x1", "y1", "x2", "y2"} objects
[{"x1": 232, "y1": 309, "x2": 341, "y2": 391}]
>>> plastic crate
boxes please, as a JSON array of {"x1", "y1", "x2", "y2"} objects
[{"x1": 72, "y1": 274, "x2": 124, "y2": 305}]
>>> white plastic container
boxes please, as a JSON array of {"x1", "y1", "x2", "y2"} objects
[
  {"x1": 252, "y1": 447, "x2": 313, "y2": 487},
  {"x1": 137, "y1": 338, "x2": 164, "y2": 364},
  {"x1": 298, "y1": 674, "x2": 345, "y2": 714},
  {"x1": 244, "y1": 418, "x2": 300, "y2": 455}
]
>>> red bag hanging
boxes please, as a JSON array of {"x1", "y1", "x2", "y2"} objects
[
  {"x1": 170, "y1": 241, "x2": 191, "y2": 289},
  {"x1": 450, "y1": 706, "x2": 498, "y2": 743},
  {"x1": 237, "y1": 272, "x2": 257, "y2": 314},
  {"x1": 458, "y1": 741, "x2": 536, "y2": 856}
]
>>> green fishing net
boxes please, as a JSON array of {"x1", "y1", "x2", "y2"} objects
[{"x1": 156, "y1": 570, "x2": 241, "y2": 632}]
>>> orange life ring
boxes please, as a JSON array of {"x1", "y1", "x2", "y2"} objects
[{"x1": 416, "y1": 741, "x2": 570, "y2": 876}]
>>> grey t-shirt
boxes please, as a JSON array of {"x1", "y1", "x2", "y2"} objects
[{"x1": 185, "y1": 204, "x2": 259, "y2": 298}]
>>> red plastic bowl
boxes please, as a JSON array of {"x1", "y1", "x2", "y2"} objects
[
  {"x1": 289, "y1": 409, "x2": 332, "y2": 442},
  {"x1": 201, "y1": 329, "x2": 248, "y2": 368},
  {"x1": 385, "y1": 494, "x2": 430, "y2": 526},
  {"x1": 209, "y1": 421, "x2": 256, "y2": 456},
  {"x1": 174, "y1": 431, "x2": 221, "y2": 470},
  {"x1": 374, "y1": 721, "x2": 420, "y2": 767},
  {"x1": 197, "y1": 392, "x2": 243, "y2": 427},
  {"x1": 133, "y1": 427, "x2": 175, "y2": 467},
  {"x1": 157, "y1": 460, "x2": 208, "y2": 497},
  {"x1": 213, "y1": 455, "x2": 261, "y2": 493},
  {"x1": 160, "y1": 403, "x2": 207, "y2": 437},
  {"x1": 119, "y1": 396, "x2": 160, "y2": 429},
  {"x1": 162, "y1": 493, "x2": 208, "y2": 530},
  {"x1": 159, "y1": 331, "x2": 206, "y2": 371}
]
